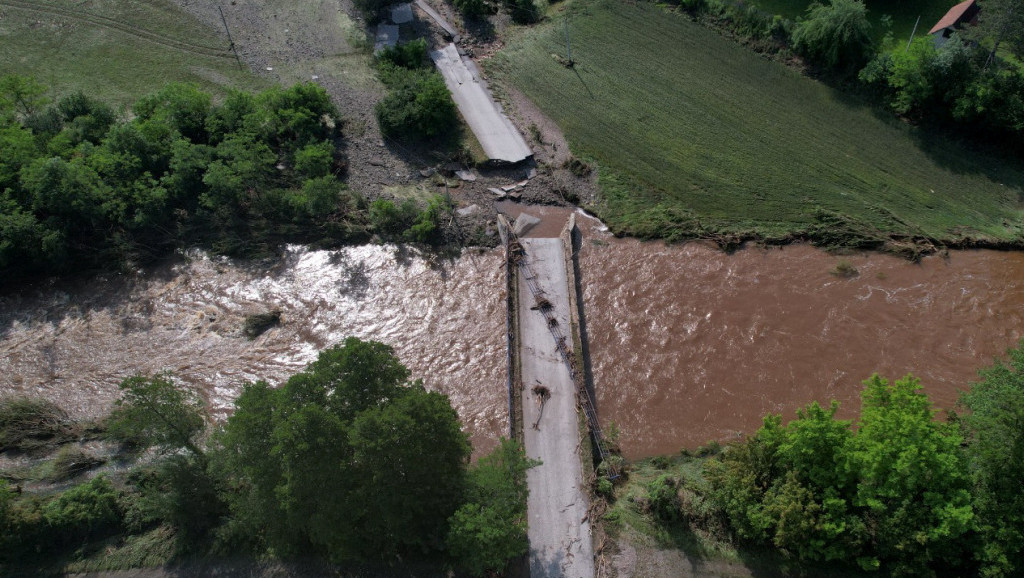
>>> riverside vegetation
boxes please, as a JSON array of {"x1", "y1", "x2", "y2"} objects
[
  {"x1": 0, "y1": 77, "x2": 455, "y2": 285},
  {"x1": 599, "y1": 340, "x2": 1024, "y2": 577},
  {"x1": 0, "y1": 338, "x2": 533, "y2": 577}
]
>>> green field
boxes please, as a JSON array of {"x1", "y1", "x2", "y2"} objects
[
  {"x1": 490, "y1": 0, "x2": 1024, "y2": 246},
  {"x1": 0, "y1": 0, "x2": 264, "y2": 106}
]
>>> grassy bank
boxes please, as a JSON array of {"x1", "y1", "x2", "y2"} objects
[
  {"x1": 0, "y1": 0, "x2": 263, "y2": 105},
  {"x1": 490, "y1": 0, "x2": 1024, "y2": 249},
  {"x1": 603, "y1": 453, "x2": 871, "y2": 577}
]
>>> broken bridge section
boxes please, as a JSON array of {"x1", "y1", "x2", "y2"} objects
[
  {"x1": 514, "y1": 233, "x2": 595, "y2": 578},
  {"x1": 429, "y1": 43, "x2": 533, "y2": 164}
]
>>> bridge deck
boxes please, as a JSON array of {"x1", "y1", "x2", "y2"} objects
[{"x1": 517, "y1": 237, "x2": 594, "y2": 578}]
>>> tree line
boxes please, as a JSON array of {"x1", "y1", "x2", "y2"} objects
[
  {"x1": 0, "y1": 338, "x2": 532, "y2": 576},
  {"x1": 663, "y1": 0, "x2": 1024, "y2": 155},
  {"x1": 0, "y1": 78, "x2": 455, "y2": 286},
  {"x1": 632, "y1": 341, "x2": 1024, "y2": 577}
]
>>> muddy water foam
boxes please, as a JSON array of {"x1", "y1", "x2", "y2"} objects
[{"x1": 0, "y1": 245, "x2": 508, "y2": 455}]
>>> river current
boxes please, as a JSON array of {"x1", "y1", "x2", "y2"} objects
[{"x1": 2, "y1": 211, "x2": 1023, "y2": 459}]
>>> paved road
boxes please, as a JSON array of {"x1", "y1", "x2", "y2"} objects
[
  {"x1": 430, "y1": 43, "x2": 532, "y2": 164},
  {"x1": 518, "y1": 237, "x2": 595, "y2": 578}
]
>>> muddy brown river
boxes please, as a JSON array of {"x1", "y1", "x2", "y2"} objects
[
  {"x1": 2, "y1": 212, "x2": 1023, "y2": 459},
  {"x1": 578, "y1": 225, "x2": 1024, "y2": 458}
]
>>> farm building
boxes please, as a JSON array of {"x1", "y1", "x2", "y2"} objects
[{"x1": 928, "y1": 0, "x2": 981, "y2": 47}]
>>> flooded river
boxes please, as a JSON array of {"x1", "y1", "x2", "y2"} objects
[
  {"x1": 578, "y1": 227, "x2": 1024, "y2": 458},
  {"x1": 2, "y1": 210, "x2": 1023, "y2": 460},
  {"x1": 0, "y1": 245, "x2": 508, "y2": 455}
]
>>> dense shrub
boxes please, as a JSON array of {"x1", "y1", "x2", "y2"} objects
[
  {"x1": 376, "y1": 39, "x2": 429, "y2": 70},
  {"x1": 369, "y1": 195, "x2": 451, "y2": 244},
  {"x1": 374, "y1": 41, "x2": 457, "y2": 141},
  {"x1": 43, "y1": 475, "x2": 122, "y2": 544},
  {"x1": 454, "y1": 0, "x2": 488, "y2": 18},
  {"x1": 447, "y1": 439, "x2": 535, "y2": 576},
  {"x1": 375, "y1": 69, "x2": 457, "y2": 139},
  {"x1": 503, "y1": 0, "x2": 539, "y2": 24},
  {"x1": 791, "y1": 0, "x2": 874, "y2": 72},
  {"x1": 647, "y1": 475, "x2": 682, "y2": 521},
  {"x1": 708, "y1": 376, "x2": 972, "y2": 574},
  {"x1": 0, "y1": 397, "x2": 73, "y2": 453},
  {"x1": 0, "y1": 79, "x2": 368, "y2": 285}
]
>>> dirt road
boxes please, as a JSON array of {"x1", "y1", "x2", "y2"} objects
[{"x1": 517, "y1": 237, "x2": 594, "y2": 578}]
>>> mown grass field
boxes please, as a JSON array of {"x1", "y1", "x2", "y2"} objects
[
  {"x1": 0, "y1": 0, "x2": 264, "y2": 105},
  {"x1": 490, "y1": 0, "x2": 1024, "y2": 246}
]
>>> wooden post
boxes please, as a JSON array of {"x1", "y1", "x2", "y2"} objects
[{"x1": 906, "y1": 15, "x2": 920, "y2": 52}]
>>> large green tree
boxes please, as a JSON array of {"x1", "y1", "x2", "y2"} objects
[
  {"x1": 792, "y1": 0, "x2": 875, "y2": 71},
  {"x1": 447, "y1": 438, "x2": 537, "y2": 576},
  {"x1": 849, "y1": 375, "x2": 973, "y2": 574},
  {"x1": 709, "y1": 374, "x2": 973, "y2": 574},
  {"x1": 961, "y1": 341, "x2": 1024, "y2": 577},
  {"x1": 216, "y1": 337, "x2": 471, "y2": 561}
]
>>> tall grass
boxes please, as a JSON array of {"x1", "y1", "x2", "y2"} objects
[{"x1": 490, "y1": 0, "x2": 1024, "y2": 248}]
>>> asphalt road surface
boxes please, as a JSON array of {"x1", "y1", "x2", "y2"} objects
[
  {"x1": 518, "y1": 237, "x2": 595, "y2": 578},
  {"x1": 430, "y1": 43, "x2": 532, "y2": 163}
]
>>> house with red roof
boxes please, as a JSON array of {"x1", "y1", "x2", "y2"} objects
[{"x1": 928, "y1": 0, "x2": 981, "y2": 47}]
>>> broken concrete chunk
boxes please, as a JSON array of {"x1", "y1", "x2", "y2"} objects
[
  {"x1": 390, "y1": 3, "x2": 413, "y2": 24},
  {"x1": 512, "y1": 212, "x2": 540, "y2": 236},
  {"x1": 374, "y1": 24, "x2": 399, "y2": 53},
  {"x1": 455, "y1": 169, "x2": 477, "y2": 182},
  {"x1": 488, "y1": 187, "x2": 507, "y2": 197},
  {"x1": 456, "y1": 204, "x2": 480, "y2": 216}
]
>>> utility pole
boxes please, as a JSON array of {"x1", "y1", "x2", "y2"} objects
[
  {"x1": 219, "y1": 5, "x2": 244, "y2": 71},
  {"x1": 906, "y1": 15, "x2": 921, "y2": 51},
  {"x1": 564, "y1": 16, "x2": 573, "y2": 66}
]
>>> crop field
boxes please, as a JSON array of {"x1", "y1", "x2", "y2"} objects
[
  {"x1": 490, "y1": 0, "x2": 1024, "y2": 246},
  {"x1": 0, "y1": 0, "x2": 264, "y2": 105}
]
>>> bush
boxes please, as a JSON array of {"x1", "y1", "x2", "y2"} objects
[
  {"x1": 48, "y1": 447, "x2": 105, "y2": 482},
  {"x1": 370, "y1": 198, "x2": 420, "y2": 237},
  {"x1": 647, "y1": 475, "x2": 682, "y2": 521},
  {"x1": 503, "y1": 0, "x2": 539, "y2": 24},
  {"x1": 43, "y1": 475, "x2": 122, "y2": 544},
  {"x1": 0, "y1": 397, "x2": 73, "y2": 453},
  {"x1": 792, "y1": 0, "x2": 874, "y2": 72},
  {"x1": 830, "y1": 260, "x2": 858, "y2": 278},
  {"x1": 454, "y1": 0, "x2": 488, "y2": 18},
  {"x1": 376, "y1": 39, "x2": 429, "y2": 70},
  {"x1": 375, "y1": 69, "x2": 457, "y2": 140},
  {"x1": 293, "y1": 141, "x2": 334, "y2": 179}
]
